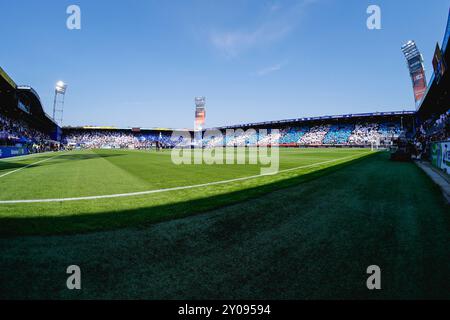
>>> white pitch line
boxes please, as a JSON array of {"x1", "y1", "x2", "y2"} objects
[
  {"x1": 0, "y1": 154, "x2": 63, "y2": 179},
  {"x1": 0, "y1": 151, "x2": 60, "y2": 162},
  {"x1": 0, "y1": 152, "x2": 371, "y2": 204}
]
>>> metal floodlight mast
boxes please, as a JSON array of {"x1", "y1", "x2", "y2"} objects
[
  {"x1": 195, "y1": 96, "x2": 206, "y2": 108},
  {"x1": 194, "y1": 97, "x2": 206, "y2": 143},
  {"x1": 52, "y1": 81, "x2": 68, "y2": 125},
  {"x1": 401, "y1": 40, "x2": 427, "y2": 108},
  {"x1": 55, "y1": 81, "x2": 67, "y2": 94}
]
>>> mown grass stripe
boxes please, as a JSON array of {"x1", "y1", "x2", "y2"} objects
[
  {"x1": 0, "y1": 152, "x2": 370, "y2": 204},
  {"x1": 0, "y1": 154, "x2": 64, "y2": 179}
]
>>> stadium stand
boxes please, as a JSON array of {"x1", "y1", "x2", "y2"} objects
[
  {"x1": 323, "y1": 124, "x2": 355, "y2": 145},
  {"x1": 215, "y1": 111, "x2": 414, "y2": 148},
  {"x1": 410, "y1": 10, "x2": 450, "y2": 167},
  {"x1": 63, "y1": 128, "x2": 183, "y2": 149},
  {"x1": 348, "y1": 123, "x2": 382, "y2": 146},
  {"x1": 279, "y1": 126, "x2": 309, "y2": 144},
  {"x1": 1, "y1": 67, "x2": 60, "y2": 157},
  {"x1": 62, "y1": 115, "x2": 414, "y2": 150},
  {"x1": 298, "y1": 125, "x2": 330, "y2": 145},
  {"x1": 2, "y1": 61, "x2": 417, "y2": 155}
]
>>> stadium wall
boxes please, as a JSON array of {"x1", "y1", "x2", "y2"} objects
[
  {"x1": 431, "y1": 140, "x2": 450, "y2": 174},
  {"x1": 0, "y1": 146, "x2": 29, "y2": 159}
]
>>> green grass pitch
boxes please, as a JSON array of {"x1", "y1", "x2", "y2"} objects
[
  {"x1": 0, "y1": 148, "x2": 372, "y2": 235},
  {"x1": 0, "y1": 148, "x2": 449, "y2": 299}
]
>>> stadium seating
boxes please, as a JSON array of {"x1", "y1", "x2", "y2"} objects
[
  {"x1": 299, "y1": 125, "x2": 330, "y2": 145},
  {"x1": 224, "y1": 130, "x2": 258, "y2": 147},
  {"x1": 64, "y1": 130, "x2": 135, "y2": 149},
  {"x1": 322, "y1": 124, "x2": 355, "y2": 145},
  {"x1": 61, "y1": 120, "x2": 411, "y2": 150},
  {"x1": 348, "y1": 123, "x2": 381, "y2": 145},
  {"x1": 64, "y1": 130, "x2": 186, "y2": 149},
  {"x1": 0, "y1": 112, "x2": 53, "y2": 153},
  {"x1": 279, "y1": 127, "x2": 309, "y2": 144}
]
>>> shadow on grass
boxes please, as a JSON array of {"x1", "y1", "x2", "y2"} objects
[
  {"x1": 0, "y1": 153, "x2": 127, "y2": 172},
  {"x1": 0, "y1": 152, "x2": 378, "y2": 237}
]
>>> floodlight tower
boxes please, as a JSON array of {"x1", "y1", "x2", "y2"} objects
[
  {"x1": 194, "y1": 97, "x2": 206, "y2": 144},
  {"x1": 52, "y1": 81, "x2": 68, "y2": 125},
  {"x1": 401, "y1": 41, "x2": 427, "y2": 109}
]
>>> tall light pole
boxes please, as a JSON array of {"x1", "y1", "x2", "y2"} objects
[
  {"x1": 401, "y1": 41, "x2": 427, "y2": 110},
  {"x1": 52, "y1": 81, "x2": 68, "y2": 125},
  {"x1": 194, "y1": 97, "x2": 206, "y2": 144}
]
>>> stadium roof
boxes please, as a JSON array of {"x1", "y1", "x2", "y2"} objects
[
  {"x1": 0, "y1": 66, "x2": 17, "y2": 89},
  {"x1": 16, "y1": 85, "x2": 58, "y2": 126},
  {"x1": 0, "y1": 66, "x2": 59, "y2": 130},
  {"x1": 214, "y1": 111, "x2": 415, "y2": 130},
  {"x1": 62, "y1": 111, "x2": 416, "y2": 132},
  {"x1": 62, "y1": 126, "x2": 192, "y2": 132},
  {"x1": 417, "y1": 7, "x2": 450, "y2": 119}
]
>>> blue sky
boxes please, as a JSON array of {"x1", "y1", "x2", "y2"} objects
[{"x1": 1, "y1": 0, "x2": 449, "y2": 129}]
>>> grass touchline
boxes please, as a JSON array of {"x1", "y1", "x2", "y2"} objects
[{"x1": 0, "y1": 153, "x2": 64, "y2": 179}]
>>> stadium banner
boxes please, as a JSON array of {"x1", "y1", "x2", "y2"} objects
[
  {"x1": 52, "y1": 126, "x2": 62, "y2": 142},
  {"x1": 401, "y1": 41, "x2": 428, "y2": 108},
  {"x1": 194, "y1": 97, "x2": 206, "y2": 131},
  {"x1": 195, "y1": 109, "x2": 205, "y2": 128},
  {"x1": 432, "y1": 43, "x2": 447, "y2": 83},
  {"x1": 411, "y1": 69, "x2": 427, "y2": 103},
  {"x1": 0, "y1": 146, "x2": 29, "y2": 159},
  {"x1": 431, "y1": 141, "x2": 450, "y2": 174}
]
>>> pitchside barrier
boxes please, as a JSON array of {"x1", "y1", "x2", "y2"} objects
[
  {"x1": 431, "y1": 140, "x2": 450, "y2": 175},
  {"x1": 296, "y1": 144, "x2": 385, "y2": 149},
  {"x1": 0, "y1": 146, "x2": 29, "y2": 159}
]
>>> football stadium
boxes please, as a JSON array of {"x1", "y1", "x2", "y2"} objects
[{"x1": 0, "y1": 2, "x2": 449, "y2": 302}]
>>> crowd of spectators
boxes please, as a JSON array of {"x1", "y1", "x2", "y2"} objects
[
  {"x1": 227, "y1": 131, "x2": 258, "y2": 147},
  {"x1": 202, "y1": 122, "x2": 402, "y2": 147},
  {"x1": 215, "y1": 122, "x2": 403, "y2": 147},
  {"x1": 348, "y1": 124, "x2": 382, "y2": 146},
  {"x1": 64, "y1": 130, "x2": 135, "y2": 149},
  {"x1": 0, "y1": 113, "x2": 50, "y2": 142},
  {"x1": 279, "y1": 127, "x2": 308, "y2": 144},
  {"x1": 419, "y1": 110, "x2": 449, "y2": 141},
  {"x1": 0, "y1": 112, "x2": 55, "y2": 153},
  {"x1": 63, "y1": 130, "x2": 180, "y2": 149},
  {"x1": 323, "y1": 124, "x2": 355, "y2": 145},
  {"x1": 414, "y1": 110, "x2": 450, "y2": 160},
  {"x1": 299, "y1": 125, "x2": 331, "y2": 145},
  {"x1": 62, "y1": 121, "x2": 409, "y2": 150}
]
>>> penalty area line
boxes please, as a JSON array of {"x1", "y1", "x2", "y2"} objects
[{"x1": 0, "y1": 152, "x2": 372, "y2": 204}]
